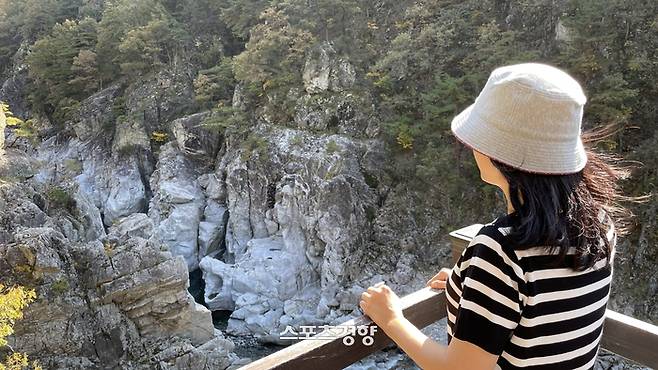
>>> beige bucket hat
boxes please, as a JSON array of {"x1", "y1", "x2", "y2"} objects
[{"x1": 450, "y1": 63, "x2": 588, "y2": 175}]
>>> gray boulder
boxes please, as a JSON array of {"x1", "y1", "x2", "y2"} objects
[
  {"x1": 302, "y1": 41, "x2": 356, "y2": 94},
  {"x1": 171, "y1": 111, "x2": 221, "y2": 160},
  {"x1": 198, "y1": 200, "x2": 228, "y2": 259},
  {"x1": 103, "y1": 159, "x2": 148, "y2": 226},
  {"x1": 72, "y1": 187, "x2": 106, "y2": 241},
  {"x1": 200, "y1": 235, "x2": 318, "y2": 343},
  {"x1": 148, "y1": 143, "x2": 205, "y2": 271},
  {"x1": 70, "y1": 84, "x2": 121, "y2": 143},
  {"x1": 108, "y1": 213, "x2": 154, "y2": 241}
]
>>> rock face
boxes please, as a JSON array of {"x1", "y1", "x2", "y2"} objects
[
  {"x1": 103, "y1": 158, "x2": 149, "y2": 226},
  {"x1": 171, "y1": 111, "x2": 221, "y2": 161},
  {"x1": 0, "y1": 149, "x2": 240, "y2": 369},
  {"x1": 124, "y1": 64, "x2": 196, "y2": 136},
  {"x1": 293, "y1": 93, "x2": 380, "y2": 138},
  {"x1": 33, "y1": 134, "x2": 150, "y2": 228},
  {"x1": 555, "y1": 18, "x2": 572, "y2": 42},
  {"x1": 198, "y1": 124, "x2": 404, "y2": 343},
  {"x1": 148, "y1": 143, "x2": 206, "y2": 271},
  {"x1": 69, "y1": 84, "x2": 121, "y2": 143},
  {"x1": 0, "y1": 61, "x2": 242, "y2": 368},
  {"x1": 30, "y1": 72, "x2": 225, "y2": 271},
  {"x1": 302, "y1": 41, "x2": 356, "y2": 94},
  {"x1": 179, "y1": 44, "x2": 451, "y2": 346}
]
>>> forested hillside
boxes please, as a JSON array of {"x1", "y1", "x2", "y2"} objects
[
  {"x1": 0, "y1": 0, "x2": 657, "y2": 368},
  {"x1": 2, "y1": 0, "x2": 656, "y2": 220}
]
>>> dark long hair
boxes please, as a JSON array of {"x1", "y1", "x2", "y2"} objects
[{"x1": 491, "y1": 129, "x2": 638, "y2": 271}]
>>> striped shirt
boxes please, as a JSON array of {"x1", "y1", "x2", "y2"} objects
[{"x1": 446, "y1": 212, "x2": 616, "y2": 370}]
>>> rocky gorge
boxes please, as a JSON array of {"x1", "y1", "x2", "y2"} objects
[
  {"x1": 0, "y1": 41, "x2": 456, "y2": 369},
  {"x1": 0, "y1": 15, "x2": 655, "y2": 370}
]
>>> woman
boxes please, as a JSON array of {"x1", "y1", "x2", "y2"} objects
[{"x1": 359, "y1": 63, "x2": 632, "y2": 370}]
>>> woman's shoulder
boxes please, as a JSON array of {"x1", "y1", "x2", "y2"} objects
[
  {"x1": 458, "y1": 213, "x2": 526, "y2": 285},
  {"x1": 473, "y1": 212, "x2": 518, "y2": 244},
  {"x1": 465, "y1": 213, "x2": 523, "y2": 265}
]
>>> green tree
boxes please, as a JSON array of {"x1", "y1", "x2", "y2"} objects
[
  {"x1": 556, "y1": 0, "x2": 657, "y2": 150},
  {"x1": 96, "y1": 0, "x2": 189, "y2": 81},
  {"x1": 219, "y1": 0, "x2": 270, "y2": 40},
  {"x1": 233, "y1": 6, "x2": 316, "y2": 121},
  {"x1": 175, "y1": 0, "x2": 245, "y2": 68},
  {"x1": 69, "y1": 49, "x2": 99, "y2": 95},
  {"x1": 278, "y1": 0, "x2": 372, "y2": 70},
  {"x1": 117, "y1": 16, "x2": 189, "y2": 76},
  {"x1": 0, "y1": 0, "x2": 86, "y2": 75},
  {"x1": 26, "y1": 17, "x2": 98, "y2": 123},
  {"x1": 17, "y1": 0, "x2": 63, "y2": 40},
  {"x1": 193, "y1": 57, "x2": 237, "y2": 109},
  {"x1": 0, "y1": 0, "x2": 21, "y2": 75}
]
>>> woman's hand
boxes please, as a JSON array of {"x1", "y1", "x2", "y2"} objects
[
  {"x1": 426, "y1": 267, "x2": 452, "y2": 290},
  {"x1": 359, "y1": 283, "x2": 404, "y2": 330}
]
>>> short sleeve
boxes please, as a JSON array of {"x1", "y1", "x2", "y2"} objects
[{"x1": 451, "y1": 228, "x2": 525, "y2": 355}]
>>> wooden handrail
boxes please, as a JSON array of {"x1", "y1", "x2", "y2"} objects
[
  {"x1": 238, "y1": 224, "x2": 658, "y2": 369},
  {"x1": 600, "y1": 309, "x2": 658, "y2": 367},
  {"x1": 239, "y1": 288, "x2": 447, "y2": 369}
]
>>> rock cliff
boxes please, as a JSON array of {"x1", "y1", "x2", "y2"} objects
[{"x1": 0, "y1": 36, "x2": 650, "y2": 370}]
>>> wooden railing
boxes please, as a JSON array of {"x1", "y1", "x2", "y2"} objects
[{"x1": 239, "y1": 224, "x2": 658, "y2": 370}]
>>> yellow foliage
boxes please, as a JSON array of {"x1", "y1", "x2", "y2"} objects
[
  {"x1": 394, "y1": 20, "x2": 412, "y2": 30},
  {"x1": 0, "y1": 284, "x2": 36, "y2": 347},
  {"x1": 0, "y1": 103, "x2": 24, "y2": 127},
  {"x1": 367, "y1": 21, "x2": 379, "y2": 30},
  {"x1": 5, "y1": 117, "x2": 22, "y2": 127},
  {"x1": 1, "y1": 352, "x2": 29, "y2": 370},
  {"x1": 396, "y1": 131, "x2": 413, "y2": 150},
  {"x1": 0, "y1": 102, "x2": 9, "y2": 115},
  {"x1": 0, "y1": 352, "x2": 42, "y2": 370},
  {"x1": 365, "y1": 71, "x2": 381, "y2": 79},
  {"x1": 103, "y1": 241, "x2": 116, "y2": 257},
  {"x1": 0, "y1": 283, "x2": 41, "y2": 370},
  {"x1": 150, "y1": 131, "x2": 168, "y2": 143}
]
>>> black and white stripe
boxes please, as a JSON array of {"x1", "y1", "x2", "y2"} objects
[{"x1": 446, "y1": 213, "x2": 616, "y2": 370}]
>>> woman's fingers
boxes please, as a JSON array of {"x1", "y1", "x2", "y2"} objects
[
  {"x1": 430, "y1": 280, "x2": 447, "y2": 289},
  {"x1": 426, "y1": 267, "x2": 453, "y2": 287},
  {"x1": 425, "y1": 273, "x2": 438, "y2": 286}
]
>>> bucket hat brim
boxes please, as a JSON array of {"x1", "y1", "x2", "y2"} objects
[{"x1": 450, "y1": 103, "x2": 588, "y2": 175}]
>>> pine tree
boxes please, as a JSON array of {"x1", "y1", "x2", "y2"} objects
[{"x1": 26, "y1": 18, "x2": 98, "y2": 123}]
